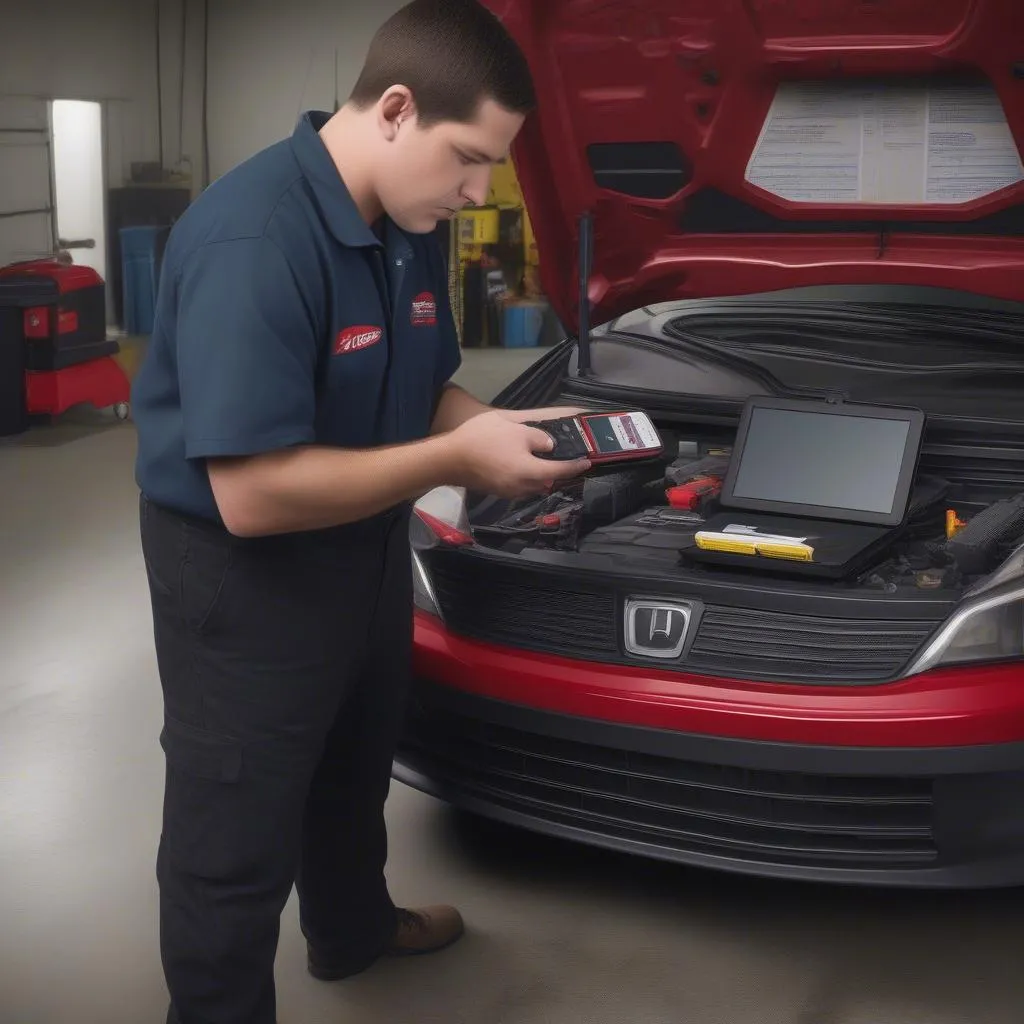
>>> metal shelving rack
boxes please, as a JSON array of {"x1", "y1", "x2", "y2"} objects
[{"x1": 0, "y1": 116, "x2": 59, "y2": 261}]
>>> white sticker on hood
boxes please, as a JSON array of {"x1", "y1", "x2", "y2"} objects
[{"x1": 746, "y1": 79, "x2": 1024, "y2": 205}]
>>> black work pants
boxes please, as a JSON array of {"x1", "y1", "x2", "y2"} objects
[{"x1": 139, "y1": 495, "x2": 413, "y2": 1024}]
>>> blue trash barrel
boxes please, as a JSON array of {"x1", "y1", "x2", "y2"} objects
[
  {"x1": 502, "y1": 300, "x2": 546, "y2": 348},
  {"x1": 120, "y1": 226, "x2": 162, "y2": 335}
]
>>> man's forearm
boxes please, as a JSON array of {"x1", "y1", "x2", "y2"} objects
[
  {"x1": 207, "y1": 435, "x2": 462, "y2": 538},
  {"x1": 430, "y1": 383, "x2": 491, "y2": 435}
]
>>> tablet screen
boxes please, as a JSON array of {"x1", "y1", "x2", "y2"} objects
[{"x1": 729, "y1": 406, "x2": 912, "y2": 516}]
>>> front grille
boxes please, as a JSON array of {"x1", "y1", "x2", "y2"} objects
[
  {"x1": 400, "y1": 699, "x2": 938, "y2": 869},
  {"x1": 427, "y1": 553, "x2": 940, "y2": 684},
  {"x1": 686, "y1": 606, "x2": 935, "y2": 681},
  {"x1": 432, "y1": 563, "x2": 618, "y2": 656}
]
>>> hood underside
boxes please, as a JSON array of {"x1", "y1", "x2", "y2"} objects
[{"x1": 480, "y1": 0, "x2": 1024, "y2": 332}]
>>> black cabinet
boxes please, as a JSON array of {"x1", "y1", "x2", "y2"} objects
[
  {"x1": 0, "y1": 278, "x2": 53, "y2": 436},
  {"x1": 106, "y1": 186, "x2": 191, "y2": 328}
]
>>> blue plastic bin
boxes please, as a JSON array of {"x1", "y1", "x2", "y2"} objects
[
  {"x1": 502, "y1": 300, "x2": 546, "y2": 348},
  {"x1": 120, "y1": 226, "x2": 162, "y2": 335}
]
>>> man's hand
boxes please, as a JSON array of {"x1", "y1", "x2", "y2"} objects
[
  {"x1": 205, "y1": 406, "x2": 593, "y2": 537},
  {"x1": 447, "y1": 409, "x2": 589, "y2": 498},
  {"x1": 430, "y1": 381, "x2": 591, "y2": 436}
]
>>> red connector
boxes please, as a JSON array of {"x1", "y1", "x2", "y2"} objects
[{"x1": 666, "y1": 475, "x2": 721, "y2": 511}]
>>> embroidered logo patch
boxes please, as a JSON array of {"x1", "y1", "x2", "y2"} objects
[
  {"x1": 334, "y1": 325, "x2": 383, "y2": 355},
  {"x1": 411, "y1": 291, "x2": 438, "y2": 327}
]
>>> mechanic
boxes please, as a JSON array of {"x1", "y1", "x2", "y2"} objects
[{"x1": 130, "y1": 2, "x2": 589, "y2": 1022}]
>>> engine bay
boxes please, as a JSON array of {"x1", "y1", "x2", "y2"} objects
[{"x1": 466, "y1": 431, "x2": 1024, "y2": 598}]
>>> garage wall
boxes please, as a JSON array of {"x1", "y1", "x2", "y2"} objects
[
  {"x1": 0, "y1": 0, "x2": 208, "y2": 185},
  {"x1": 0, "y1": 0, "x2": 206, "y2": 266},
  {"x1": 2, "y1": 0, "x2": 408, "y2": 267},
  {"x1": 206, "y1": 0, "x2": 406, "y2": 179}
]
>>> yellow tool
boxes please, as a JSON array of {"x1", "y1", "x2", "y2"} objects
[
  {"x1": 695, "y1": 531, "x2": 815, "y2": 562},
  {"x1": 756, "y1": 541, "x2": 815, "y2": 562},
  {"x1": 695, "y1": 533, "x2": 758, "y2": 556}
]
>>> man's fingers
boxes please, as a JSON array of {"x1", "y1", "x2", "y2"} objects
[
  {"x1": 525, "y1": 426, "x2": 555, "y2": 452},
  {"x1": 544, "y1": 457, "x2": 591, "y2": 479}
]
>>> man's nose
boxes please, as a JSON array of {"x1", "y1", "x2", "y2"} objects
[{"x1": 462, "y1": 167, "x2": 492, "y2": 208}]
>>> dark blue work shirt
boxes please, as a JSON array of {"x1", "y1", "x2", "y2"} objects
[{"x1": 132, "y1": 110, "x2": 462, "y2": 523}]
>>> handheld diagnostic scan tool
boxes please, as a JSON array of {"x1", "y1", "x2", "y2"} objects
[{"x1": 528, "y1": 410, "x2": 665, "y2": 472}]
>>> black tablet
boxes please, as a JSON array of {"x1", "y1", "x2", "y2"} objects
[{"x1": 719, "y1": 396, "x2": 926, "y2": 527}]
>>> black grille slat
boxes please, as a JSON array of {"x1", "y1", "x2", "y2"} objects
[
  {"x1": 432, "y1": 573, "x2": 616, "y2": 654},
  {"x1": 487, "y1": 785, "x2": 935, "y2": 864},
  {"x1": 446, "y1": 746, "x2": 932, "y2": 838},
  {"x1": 688, "y1": 608, "x2": 932, "y2": 680},
  {"x1": 488, "y1": 742, "x2": 932, "y2": 812},
  {"x1": 469, "y1": 721, "x2": 932, "y2": 807},
  {"x1": 401, "y1": 702, "x2": 938, "y2": 868},
  {"x1": 694, "y1": 611, "x2": 929, "y2": 653},
  {"x1": 427, "y1": 553, "x2": 939, "y2": 684}
]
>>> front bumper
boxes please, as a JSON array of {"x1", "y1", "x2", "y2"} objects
[
  {"x1": 396, "y1": 615, "x2": 1024, "y2": 888},
  {"x1": 395, "y1": 680, "x2": 1024, "y2": 888}
]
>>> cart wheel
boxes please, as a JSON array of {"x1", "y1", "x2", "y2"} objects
[{"x1": 113, "y1": 402, "x2": 131, "y2": 421}]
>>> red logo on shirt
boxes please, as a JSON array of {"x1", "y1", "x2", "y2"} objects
[
  {"x1": 411, "y1": 291, "x2": 437, "y2": 327},
  {"x1": 334, "y1": 325, "x2": 383, "y2": 355}
]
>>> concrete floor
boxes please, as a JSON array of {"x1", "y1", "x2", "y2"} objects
[{"x1": 3, "y1": 348, "x2": 1024, "y2": 1024}]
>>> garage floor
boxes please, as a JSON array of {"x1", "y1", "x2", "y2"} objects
[{"x1": 2, "y1": 347, "x2": 1024, "y2": 1024}]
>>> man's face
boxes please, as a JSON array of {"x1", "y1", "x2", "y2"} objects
[{"x1": 376, "y1": 97, "x2": 526, "y2": 234}]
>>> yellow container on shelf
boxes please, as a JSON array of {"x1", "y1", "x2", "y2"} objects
[{"x1": 457, "y1": 207, "x2": 500, "y2": 246}]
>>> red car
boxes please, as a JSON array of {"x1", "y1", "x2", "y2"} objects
[{"x1": 393, "y1": 0, "x2": 1024, "y2": 888}]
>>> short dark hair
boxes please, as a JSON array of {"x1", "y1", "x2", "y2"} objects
[{"x1": 348, "y1": 0, "x2": 536, "y2": 126}]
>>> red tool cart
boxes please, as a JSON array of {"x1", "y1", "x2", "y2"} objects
[{"x1": 0, "y1": 259, "x2": 130, "y2": 428}]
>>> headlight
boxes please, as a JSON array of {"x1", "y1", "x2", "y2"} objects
[
  {"x1": 411, "y1": 543, "x2": 441, "y2": 617},
  {"x1": 904, "y1": 582, "x2": 1024, "y2": 675},
  {"x1": 410, "y1": 511, "x2": 442, "y2": 617},
  {"x1": 410, "y1": 486, "x2": 472, "y2": 619}
]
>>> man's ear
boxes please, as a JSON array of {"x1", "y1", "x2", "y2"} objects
[{"x1": 378, "y1": 86, "x2": 416, "y2": 140}]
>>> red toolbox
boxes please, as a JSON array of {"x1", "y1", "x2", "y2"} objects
[
  {"x1": 25, "y1": 357, "x2": 131, "y2": 420},
  {"x1": 0, "y1": 260, "x2": 130, "y2": 425},
  {"x1": 0, "y1": 259, "x2": 117, "y2": 371}
]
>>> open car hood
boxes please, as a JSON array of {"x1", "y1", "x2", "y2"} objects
[{"x1": 480, "y1": 0, "x2": 1024, "y2": 334}]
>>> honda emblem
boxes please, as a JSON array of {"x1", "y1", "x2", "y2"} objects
[{"x1": 623, "y1": 599, "x2": 694, "y2": 660}]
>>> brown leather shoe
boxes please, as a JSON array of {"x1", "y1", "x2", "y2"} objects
[
  {"x1": 306, "y1": 905, "x2": 465, "y2": 982},
  {"x1": 387, "y1": 905, "x2": 465, "y2": 957}
]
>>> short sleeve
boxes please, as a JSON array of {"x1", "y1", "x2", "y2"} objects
[
  {"x1": 429, "y1": 238, "x2": 463, "y2": 394},
  {"x1": 175, "y1": 236, "x2": 320, "y2": 460}
]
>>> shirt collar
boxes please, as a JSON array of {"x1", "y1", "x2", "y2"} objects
[{"x1": 290, "y1": 110, "x2": 381, "y2": 249}]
